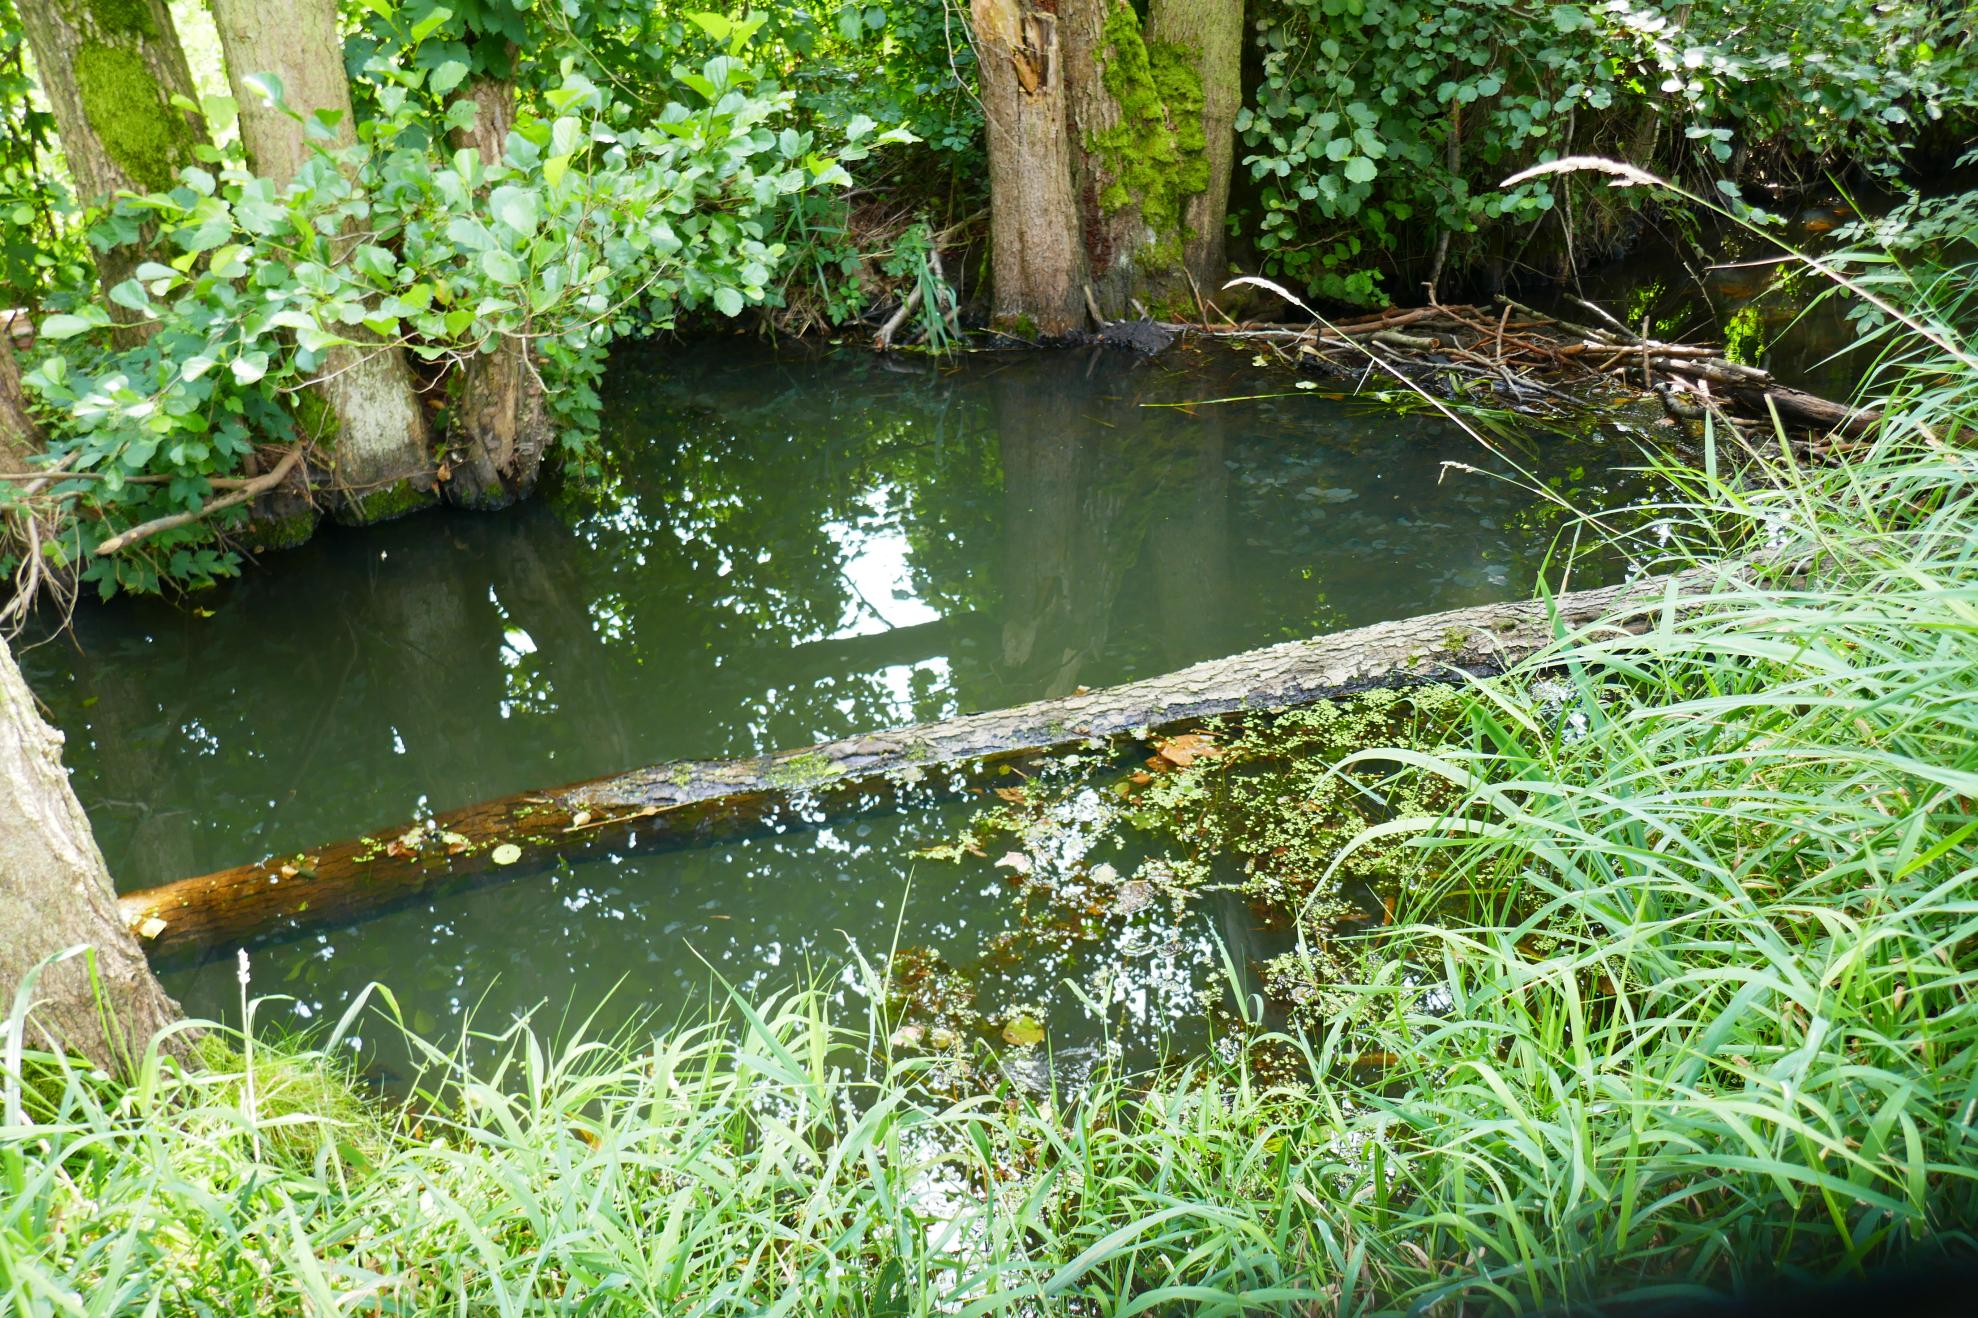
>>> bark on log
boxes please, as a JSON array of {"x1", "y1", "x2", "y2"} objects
[
  {"x1": 1650, "y1": 357, "x2": 1882, "y2": 436},
  {"x1": 121, "y1": 569, "x2": 1724, "y2": 962}
]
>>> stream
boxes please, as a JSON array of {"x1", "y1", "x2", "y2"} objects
[{"x1": 24, "y1": 338, "x2": 1678, "y2": 1076}]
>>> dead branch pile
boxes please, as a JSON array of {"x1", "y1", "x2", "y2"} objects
[{"x1": 1166, "y1": 297, "x2": 1878, "y2": 457}]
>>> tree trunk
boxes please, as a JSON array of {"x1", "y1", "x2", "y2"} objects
[
  {"x1": 1060, "y1": 2, "x2": 1138, "y2": 317},
  {"x1": 970, "y1": 0, "x2": 1088, "y2": 337},
  {"x1": 441, "y1": 72, "x2": 550, "y2": 510},
  {"x1": 120, "y1": 565, "x2": 1725, "y2": 961},
  {"x1": 16, "y1": 0, "x2": 206, "y2": 347},
  {"x1": 973, "y1": 0, "x2": 1241, "y2": 328},
  {"x1": 2, "y1": 632, "x2": 189, "y2": 1070},
  {"x1": 1147, "y1": 0, "x2": 1242, "y2": 300},
  {"x1": 210, "y1": 0, "x2": 435, "y2": 526},
  {"x1": 1, "y1": 329, "x2": 71, "y2": 620},
  {"x1": 0, "y1": 330, "x2": 42, "y2": 471}
]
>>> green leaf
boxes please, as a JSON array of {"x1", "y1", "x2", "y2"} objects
[
  {"x1": 1343, "y1": 156, "x2": 1379, "y2": 184},
  {"x1": 243, "y1": 71, "x2": 285, "y2": 110},
  {"x1": 1550, "y1": 4, "x2": 1594, "y2": 32},
  {"x1": 712, "y1": 286, "x2": 744, "y2": 317},
  {"x1": 231, "y1": 351, "x2": 269, "y2": 384},
  {"x1": 489, "y1": 185, "x2": 538, "y2": 238},
  {"x1": 688, "y1": 12, "x2": 733, "y2": 43},
  {"x1": 38, "y1": 314, "x2": 98, "y2": 341},
  {"x1": 108, "y1": 280, "x2": 151, "y2": 313},
  {"x1": 481, "y1": 249, "x2": 523, "y2": 283},
  {"x1": 430, "y1": 59, "x2": 469, "y2": 96},
  {"x1": 410, "y1": 6, "x2": 454, "y2": 43}
]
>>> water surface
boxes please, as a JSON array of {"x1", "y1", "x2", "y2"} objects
[{"x1": 25, "y1": 340, "x2": 1649, "y2": 1069}]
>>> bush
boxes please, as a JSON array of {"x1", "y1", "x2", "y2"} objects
[{"x1": 1239, "y1": 0, "x2": 1976, "y2": 303}]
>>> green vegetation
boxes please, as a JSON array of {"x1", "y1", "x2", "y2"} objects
[
  {"x1": 5, "y1": 4, "x2": 1978, "y2": 1303},
  {"x1": 5, "y1": 1, "x2": 1976, "y2": 597},
  {"x1": 1240, "y1": 0, "x2": 1978, "y2": 303},
  {"x1": 9, "y1": 214, "x2": 1978, "y2": 1307}
]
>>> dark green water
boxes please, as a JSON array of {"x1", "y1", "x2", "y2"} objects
[{"x1": 23, "y1": 339, "x2": 1648, "y2": 1073}]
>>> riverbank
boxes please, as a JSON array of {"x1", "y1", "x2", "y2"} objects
[{"x1": 7, "y1": 244, "x2": 1976, "y2": 1310}]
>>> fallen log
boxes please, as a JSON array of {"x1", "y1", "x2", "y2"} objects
[{"x1": 120, "y1": 567, "x2": 1724, "y2": 962}]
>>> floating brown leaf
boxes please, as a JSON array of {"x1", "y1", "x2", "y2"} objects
[{"x1": 1153, "y1": 732, "x2": 1221, "y2": 769}]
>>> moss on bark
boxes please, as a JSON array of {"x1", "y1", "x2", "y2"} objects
[
  {"x1": 334, "y1": 476, "x2": 433, "y2": 527},
  {"x1": 1090, "y1": 2, "x2": 1208, "y2": 274},
  {"x1": 72, "y1": 40, "x2": 196, "y2": 193}
]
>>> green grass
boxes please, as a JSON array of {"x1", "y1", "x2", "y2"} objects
[{"x1": 6, "y1": 226, "x2": 1978, "y2": 1314}]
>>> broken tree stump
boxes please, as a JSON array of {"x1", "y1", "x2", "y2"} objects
[{"x1": 120, "y1": 566, "x2": 1723, "y2": 961}]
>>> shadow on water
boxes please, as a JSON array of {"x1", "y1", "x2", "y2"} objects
[{"x1": 22, "y1": 338, "x2": 1655, "y2": 1075}]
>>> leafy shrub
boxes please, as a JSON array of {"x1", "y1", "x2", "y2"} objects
[
  {"x1": 1239, "y1": 0, "x2": 1975, "y2": 304},
  {"x1": 16, "y1": 27, "x2": 857, "y2": 597}
]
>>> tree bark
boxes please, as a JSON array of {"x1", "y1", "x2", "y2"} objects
[
  {"x1": 1, "y1": 329, "x2": 71, "y2": 620},
  {"x1": 973, "y1": 0, "x2": 1241, "y2": 328},
  {"x1": 0, "y1": 329, "x2": 42, "y2": 472},
  {"x1": 16, "y1": 0, "x2": 206, "y2": 346},
  {"x1": 2, "y1": 632, "x2": 188, "y2": 1070},
  {"x1": 120, "y1": 566, "x2": 1723, "y2": 961},
  {"x1": 441, "y1": 72, "x2": 550, "y2": 510},
  {"x1": 209, "y1": 0, "x2": 435, "y2": 526},
  {"x1": 971, "y1": 0, "x2": 1088, "y2": 337},
  {"x1": 1147, "y1": 0, "x2": 1242, "y2": 299},
  {"x1": 1059, "y1": 1, "x2": 1138, "y2": 317}
]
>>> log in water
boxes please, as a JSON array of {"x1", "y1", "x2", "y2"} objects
[{"x1": 120, "y1": 568, "x2": 1720, "y2": 961}]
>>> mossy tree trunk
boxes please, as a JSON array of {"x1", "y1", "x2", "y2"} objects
[
  {"x1": 972, "y1": 0, "x2": 1241, "y2": 330},
  {"x1": 1, "y1": 631, "x2": 190, "y2": 1072},
  {"x1": 16, "y1": 0, "x2": 207, "y2": 347},
  {"x1": 442, "y1": 66, "x2": 550, "y2": 510},
  {"x1": 1146, "y1": 0, "x2": 1242, "y2": 300},
  {"x1": 209, "y1": 0, "x2": 436, "y2": 527}
]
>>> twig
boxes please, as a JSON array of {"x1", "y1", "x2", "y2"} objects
[
  {"x1": 1083, "y1": 284, "x2": 1108, "y2": 331},
  {"x1": 93, "y1": 444, "x2": 307, "y2": 557},
  {"x1": 874, "y1": 284, "x2": 925, "y2": 352}
]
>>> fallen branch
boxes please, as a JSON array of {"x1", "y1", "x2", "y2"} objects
[
  {"x1": 874, "y1": 283, "x2": 926, "y2": 351},
  {"x1": 1170, "y1": 290, "x2": 1885, "y2": 446},
  {"x1": 92, "y1": 444, "x2": 306, "y2": 557},
  {"x1": 120, "y1": 565, "x2": 1727, "y2": 961}
]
